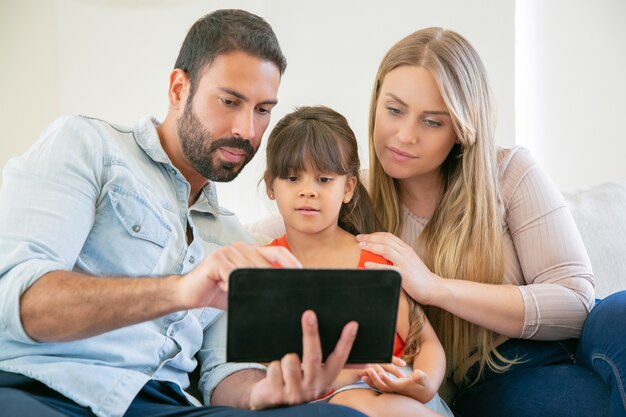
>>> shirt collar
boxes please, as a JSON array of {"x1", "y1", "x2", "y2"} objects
[{"x1": 134, "y1": 116, "x2": 234, "y2": 217}]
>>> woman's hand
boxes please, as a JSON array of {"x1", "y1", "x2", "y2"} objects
[{"x1": 356, "y1": 232, "x2": 441, "y2": 306}]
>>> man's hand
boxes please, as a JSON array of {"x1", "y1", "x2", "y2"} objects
[
  {"x1": 178, "y1": 243, "x2": 302, "y2": 309},
  {"x1": 247, "y1": 310, "x2": 358, "y2": 409}
]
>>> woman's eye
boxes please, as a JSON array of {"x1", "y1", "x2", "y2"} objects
[
  {"x1": 386, "y1": 106, "x2": 402, "y2": 116},
  {"x1": 221, "y1": 98, "x2": 237, "y2": 106},
  {"x1": 424, "y1": 119, "x2": 442, "y2": 127}
]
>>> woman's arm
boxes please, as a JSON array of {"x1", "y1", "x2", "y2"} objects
[
  {"x1": 358, "y1": 148, "x2": 594, "y2": 340},
  {"x1": 358, "y1": 233, "x2": 526, "y2": 338}
]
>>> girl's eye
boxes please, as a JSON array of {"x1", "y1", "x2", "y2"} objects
[
  {"x1": 318, "y1": 177, "x2": 333, "y2": 183},
  {"x1": 286, "y1": 176, "x2": 298, "y2": 182},
  {"x1": 424, "y1": 119, "x2": 442, "y2": 127}
]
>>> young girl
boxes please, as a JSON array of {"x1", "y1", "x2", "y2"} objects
[{"x1": 262, "y1": 105, "x2": 453, "y2": 417}]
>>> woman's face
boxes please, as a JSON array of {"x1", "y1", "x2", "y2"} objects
[{"x1": 373, "y1": 65, "x2": 457, "y2": 182}]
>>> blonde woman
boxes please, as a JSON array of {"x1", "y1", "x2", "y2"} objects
[{"x1": 357, "y1": 27, "x2": 626, "y2": 417}]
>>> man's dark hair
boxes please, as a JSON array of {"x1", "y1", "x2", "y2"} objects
[{"x1": 174, "y1": 9, "x2": 286, "y2": 93}]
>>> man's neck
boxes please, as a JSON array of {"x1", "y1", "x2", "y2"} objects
[{"x1": 156, "y1": 117, "x2": 207, "y2": 206}]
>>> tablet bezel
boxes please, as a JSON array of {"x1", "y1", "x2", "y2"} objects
[{"x1": 226, "y1": 268, "x2": 401, "y2": 363}]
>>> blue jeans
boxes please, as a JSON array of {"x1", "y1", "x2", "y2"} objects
[
  {"x1": 453, "y1": 290, "x2": 626, "y2": 417},
  {"x1": 0, "y1": 371, "x2": 366, "y2": 417}
]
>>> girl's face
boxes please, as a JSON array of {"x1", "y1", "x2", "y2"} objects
[
  {"x1": 373, "y1": 65, "x2": 457, "y2": 183},
  {"x1": 267, "y1": 165, "x2": 356, "y2": 236}
]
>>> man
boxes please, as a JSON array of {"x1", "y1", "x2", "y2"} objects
[{"x1": 0, "y1": 9, "x2": 365, "y2": 417}]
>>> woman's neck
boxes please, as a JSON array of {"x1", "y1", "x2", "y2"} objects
[
  {"x1": 283, "y1": 225, "x2": 361, "y2": 268},
  {"x1": 398, "y1": 172, "x2": 444, "y2": 218}
]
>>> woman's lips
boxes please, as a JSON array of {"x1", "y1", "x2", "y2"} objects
[{"x1": 388, "y1": 146, "x2": 417, "y2": 162}]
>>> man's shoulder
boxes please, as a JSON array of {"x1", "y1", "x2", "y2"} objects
[{"x1": 38, "y1": 115, "x2": 123, "y2": 147}]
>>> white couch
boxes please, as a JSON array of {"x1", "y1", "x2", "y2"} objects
[{"x1": 563, "y1": 182, "x2": 626, "y2": 298}]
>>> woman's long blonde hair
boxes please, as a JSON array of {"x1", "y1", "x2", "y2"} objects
[{"x1": 368, "y1": 28, "x2": 507, "y2": 381}]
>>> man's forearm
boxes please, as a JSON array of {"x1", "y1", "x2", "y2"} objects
[
  {"x1": 20, "y1": 270, "x2": 186, "y2": 342},
  {"x1": 210, "y1": 368, "x2": 266, "y2": 408}
]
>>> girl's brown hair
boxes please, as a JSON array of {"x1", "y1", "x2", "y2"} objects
[{"x1": 265, "y1": 105, "x2": 381, "y2": 235}]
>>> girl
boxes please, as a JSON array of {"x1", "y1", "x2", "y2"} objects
[
  {"x1": 356, "y1": 27, "x2": 626, "y2": 417},
  {"x1": 262, "y1": 105, "x2": 453, "y2": 417}
]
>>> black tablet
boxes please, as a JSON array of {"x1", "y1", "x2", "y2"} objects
[{"x1": 226, "y1": 268, "x2": 401, "y2": 364}]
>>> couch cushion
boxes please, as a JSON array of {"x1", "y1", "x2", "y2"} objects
[{"x1": 562, "y1": 182, "x2": 626, "y2": 298}]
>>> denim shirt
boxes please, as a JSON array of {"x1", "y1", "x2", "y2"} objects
[{"x1": 0, "y1": 115, "x2": 264, "y2": 417}]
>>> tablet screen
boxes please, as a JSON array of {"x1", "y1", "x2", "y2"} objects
[{"x1": 226, "y1": 268, "x2": 401, "y2": 363}]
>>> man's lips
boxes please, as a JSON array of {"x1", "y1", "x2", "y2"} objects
[{"x1": 218, "y1": 147, "x2": 247, "y2": 163}]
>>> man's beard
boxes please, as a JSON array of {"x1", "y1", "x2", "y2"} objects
[{"x1": 176, "y1": 101, "x2": 256, "y2": 182}]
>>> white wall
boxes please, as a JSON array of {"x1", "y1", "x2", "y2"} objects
[
  {"x1": 3, "y1": 0, "x2": 515, "y2": 224},
  {"x1": 516, "y1": 0, "x2": 626, "y2": 192}
]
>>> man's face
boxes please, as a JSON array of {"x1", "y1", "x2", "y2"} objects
[{"x1": 176, "y1": 51, "x2": 281, "y2": 182}]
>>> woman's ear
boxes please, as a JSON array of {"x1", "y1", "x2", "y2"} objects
[
  {"x1": 264, "y1": 175, "x2": 275, "y2": 200},
  {"x1": 343, "y1": 175, "x2": 357, "y2": 203}
]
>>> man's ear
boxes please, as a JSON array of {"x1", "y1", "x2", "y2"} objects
[
  {"x1": 168, "y1": 69, "x2": 190, "y2": 110},
  {"x1": 264, "y1": 175, "x2": 275, "y2": 200},
  {"x1": 344, "y1": 175, "x2": 357, "y2": 203}
]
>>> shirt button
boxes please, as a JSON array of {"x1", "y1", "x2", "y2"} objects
[
  {"x1": 132, "y1": 224, "x2": 141, "y2": 233},
  {"x1": 171, "y1": 168, "x2": 177, "y2": 175},
  {"x1": 189, "y1": 256, "x2": 195, "y2": 264}
]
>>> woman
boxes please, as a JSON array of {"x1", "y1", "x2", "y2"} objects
[{"x1": 356, "y1": 27, "x2": 626, "y2": 417}]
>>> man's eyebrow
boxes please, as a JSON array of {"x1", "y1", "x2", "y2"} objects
[
  {"x1": 384, "y1": 93, "x2": 449, "y2": 115},
  {"x1": 219, "y1": 87, "x2": 278, "y2": 106}
]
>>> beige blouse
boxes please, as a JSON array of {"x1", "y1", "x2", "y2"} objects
[{"x1": 247, "y1": 146, "x2": 595, "y2": 341}]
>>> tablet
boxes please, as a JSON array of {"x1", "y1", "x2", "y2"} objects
[{"x1": 226, "y1": 268, "x2": 401, "y2": 363}]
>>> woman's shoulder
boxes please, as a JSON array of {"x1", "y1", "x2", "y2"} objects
[
  {"x1": 497, "y1": 146, "x2": 543, "y2": 201},
  {"x1": 497, "y1": 146, "x2": 538, "y2": 178}
]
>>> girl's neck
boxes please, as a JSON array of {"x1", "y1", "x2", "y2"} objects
[
  {"x1": 398, "y1": 171, "x2": 444, "y2": 218},
  {"x1": 283, "y1": 225, "x2": 361, "y2": 268}
]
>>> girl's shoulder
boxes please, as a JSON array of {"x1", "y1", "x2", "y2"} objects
[
  {"x1": 266, "y1": 234, "x2": 289, "y2": 249},
  {"x1": 358, "y1": 250, "x2": 393, "y2": 267}
]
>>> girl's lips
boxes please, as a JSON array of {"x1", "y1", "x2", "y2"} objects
[
  {"x1": 388, "y1": 146, "x2": 417, "y2": 162},
  {"x1": 296, "y1": 207, "x2": 319, "y2": 215}
]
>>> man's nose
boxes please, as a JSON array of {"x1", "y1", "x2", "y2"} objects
[{"x1": 232, "y1": 109, "x2": 255, "y2": 140}]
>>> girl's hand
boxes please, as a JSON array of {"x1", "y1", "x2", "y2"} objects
[
  {"x1": 362, "y1": 367, "x2": 436, "y2": 403},
  {"x1": 356, "y1": 232, "x2": 440, "y2": 306},
  {"x1": 333, "y1": 356, "x2": 406, "y2": 390}
]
